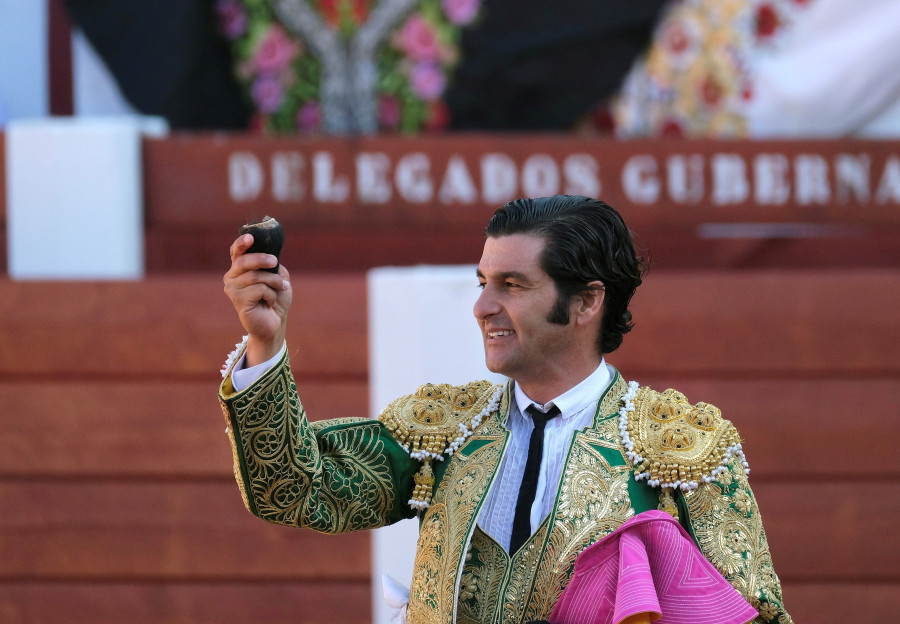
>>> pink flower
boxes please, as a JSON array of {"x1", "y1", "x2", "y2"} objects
[
  {"x1": 298, "y1": 101, "x2": 322, "y2": 132},
  {"x1": 252, "y1": 25, "x2": 301, "y2": 74},
  {"x1": 397, "y1": 15, "x2": 442, "y2": 62},
  {"x1": 251, "y1": 74, "x2": 285, "y2": 114},
  {"x1": 442, "y1": 0, "x2": 480, "y2": 25},
  {"x1": 409, "y1": 62, "x2": 446, "y2": 101},
  {"x1": 215, "y1": 0, "x2": 248, "y2": 39},
  {"x1": 378, "y1": 95, "x2": 401, "y2": 130}
]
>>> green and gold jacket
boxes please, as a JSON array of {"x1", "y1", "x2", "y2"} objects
[{"x1": 219, "y1": 350, "x2": 791, "y2": 624}]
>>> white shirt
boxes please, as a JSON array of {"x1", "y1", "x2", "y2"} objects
[
  {"x1": 231, "y1": 349, "x2": 614, "y2": 553},
  {"x1": 476, "y1": 361, "x2": 612, "y2": 552}
]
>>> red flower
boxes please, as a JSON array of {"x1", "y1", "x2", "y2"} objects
[
  {"x1": 663, "y1": 21, "x2": 691, "y2": 55},
  {"x1": 700, "y1": 75, "x2": 723, "y2": 107},
  {"x1": 755, "y1": 4, "x2": 780, "y2": 40},
  {"x1": 660, "y1": 119, "x2": 684, "y2": 138},
  {"x1": 319, "y1": 0, "x2": 370, "y2": 27},
  {"x1": 591, "y1": 107, "x2": 616, "y2": 134},
  {"x1": 425, "y1": 100, "x2": 450, "y2": 132}
]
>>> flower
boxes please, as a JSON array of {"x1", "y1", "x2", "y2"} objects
[
  {"x1": 298, "y1": 100, "x2": 323, "y2": 132},
  {"x1": 251, "y1": 74, "x2": 285, "y2": 114},
  {"x1": 252, "y1": 25, "x2": 301, "y2": 74},
  {"x1": 442, "y1": 0, "x2": 480, "y2": 25},
  {"x1": 755, "y1": 3, "x2": 780, "y2": 40},
  {"x1": 378, "y1": 95, "x2": 401, "y2": 130},
  {"x1": 319, "y1": 0, "x2": 371, "y2": 28},
  {"x1": 396, "y1": 14, "x2": 442, "y2": 62},
  {"x1": 215, "y1": 0, "x2": 248, "y2": 40},
  {"x1": 425, "y1": 100, "x2": 450, "y2": 131},
  {"x1": 409, "y1": 62, "x2": 447, "y2": 101},
  {"x1": 659, "y1": 118, "x2": 684, "y2": 138},
  {"x1": 700, "y1": 74, "x2": 724, "y2": 108}
]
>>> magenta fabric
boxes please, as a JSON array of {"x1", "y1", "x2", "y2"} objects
[{"x1": 548, "y1": 510, "x2": 758, "y2": 624}]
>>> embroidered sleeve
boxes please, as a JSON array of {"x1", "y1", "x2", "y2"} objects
[
  {"x1": 681, "y1": 456, "x2": 793, "y2": 624},
  {"x1": 623, "y1": 386, "x2": 792, "y2": 622},
  {"x1": 219, "y1": 347, "x2": 418, "y2": 533}
]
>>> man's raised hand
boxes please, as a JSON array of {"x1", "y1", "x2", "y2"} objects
[{"x1": 224, "y1": 233, "x2": 292, "y2": 367}]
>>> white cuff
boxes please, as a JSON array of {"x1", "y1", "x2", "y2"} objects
[{"x1": 231, "y1": 342, "x2": 287, "y2": 392}]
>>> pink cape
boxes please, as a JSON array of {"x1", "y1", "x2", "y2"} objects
[{"x1": 549, "y1": 510, "x2": 758, "y2": 624}]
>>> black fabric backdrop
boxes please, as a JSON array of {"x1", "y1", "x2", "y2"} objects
[{"x1": 63, "y1": 0, "x2": 665, "y2": 131}]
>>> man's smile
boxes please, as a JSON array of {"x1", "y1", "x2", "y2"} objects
[{"x1": 487, "y1": 330, "x2": 516, "y2": 339}]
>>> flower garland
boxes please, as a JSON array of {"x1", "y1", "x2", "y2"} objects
[
  {"x1": 606, "y1": 0, "x2": 816, "y2": 138},
  {"x1": 216, "y1": 0, "x2": 482, "y2": 133},
  {"x1": 618, "y1": 380, "x2": 750, "y2": 491}
]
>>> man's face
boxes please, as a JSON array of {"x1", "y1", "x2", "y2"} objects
[{"x1": 474, "y1": 234, "x2": 577, "y2": 386}]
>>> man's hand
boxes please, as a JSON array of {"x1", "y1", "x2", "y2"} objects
[{"x1": 224, "y1": 233, "x2": 293, "y2": 367}]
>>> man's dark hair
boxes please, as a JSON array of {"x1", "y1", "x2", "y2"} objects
[{"x1": 484, "y1": 195, "x2": 647, "y2": 354}]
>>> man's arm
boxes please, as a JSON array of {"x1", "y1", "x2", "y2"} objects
[
  {"x1": 679, "y1": 458, "x2": 792, "y2": 624},
  {"x1": 220, "y1": 234, "x2": 419, "y2": 532}
]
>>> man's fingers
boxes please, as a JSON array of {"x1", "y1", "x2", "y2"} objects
[
  {"x1": 229, "y1": 234, "x2": 254, "y2": 262},
  {"x1": 233, "y1": 282, "x2": 279, "y2": 307},
  {"x1": 226, "y1": 251, "x2": 279, "y2": 281}
]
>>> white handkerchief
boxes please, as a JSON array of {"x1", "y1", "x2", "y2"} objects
[{"x1": 382, "y1": 574, "x2": 410, "y2": 624}]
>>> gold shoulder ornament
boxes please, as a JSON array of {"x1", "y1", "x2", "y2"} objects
[
  {"x1": 619, "y1": 386, "x2": 749, "y2": 492},
  {"x1": 378, "y1": 380, "x2": 504, "y2": 510}
]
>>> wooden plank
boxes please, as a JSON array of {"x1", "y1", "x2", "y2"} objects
[
  {"x1": 4, "y1": 378, "x2": 894, "y2": 479},
  {"x1": 0, "y1": 131, "x2": 6, "y2": 275},
  {"x1": 145, "y1": 224, "x2": 900, "y2": 273},
  {"x1": 752, "y1": 482, "x2": 900, "y2": 581},
  {"x1": 0, "y1": 480, "x2": 892, "y2": 581},
  {"x1": 630, "y1": 377, "x2": 900, "y2": 479},
  {"x1": 2, "y1": 270, "x2": 898, "y2": 378},
  {"x1": 0, "y1": 274, "x2": 367, "y2": 377},
  {"x1": 0, "y1": 581, "x2": 892, "y2": 624},
  {"x1": 781, "y1": 582, "x2": 897, "y2": 623},
  {"x1": 0, "y1": 582, "x2": 369, "y2": 624},
  {"x1": 0, "y1": 379, "x2": 368, "y2": 477},
  {"x1": 615, "y1": 270, "x2": 900, "y2": 375},
  {"x1": 0, "y1": 482, "x2": 370, "y2": 580}
]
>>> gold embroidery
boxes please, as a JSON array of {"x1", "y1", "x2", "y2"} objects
[
  {"x1": 408, "y1": 503, "x2": 446, "y2": 624},
  {"x1": 528, "y1": 387, "x2": 635, "y2": 622},
  {"x1": 658, "y1": 490, "x2": 679, "y2": 518},
  {"x1": 684, "y1": 456, "x2": 792, "y2": 624},
  {"x1": 379, "y1": 380, "x2": 502, "y2": 508},
  {"x1": 221, "y1": 358, "x2": 396, "y2": 533},
  {"x1": 629, "y1": 387, "x2": 743, "y2": 488},
  {"x1": 457, "y1": 528, "x2": 508, "y2": 624},
  {"x1": 406, "y1": 386, "x2": 511, "y2": 624}
]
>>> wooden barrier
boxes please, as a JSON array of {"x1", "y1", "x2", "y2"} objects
[{"x1": 0, "y1": 270, "x2": 897, "y2": 622}]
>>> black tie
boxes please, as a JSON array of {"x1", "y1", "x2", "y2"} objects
[{"x1": 510, "y1": 404, "x2": 561, "y2": 554}]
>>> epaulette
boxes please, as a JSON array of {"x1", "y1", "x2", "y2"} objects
[
  {"x1": 620, "y1": 387, "x2": 749, "y2": 492},
  {"x1": 379, "y1": 380, "x2": 504, "y2": 510}
]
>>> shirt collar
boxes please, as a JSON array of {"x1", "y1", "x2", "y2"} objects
[{"x1": 513, "y1": 358, "x2": 611, "y2": 421}]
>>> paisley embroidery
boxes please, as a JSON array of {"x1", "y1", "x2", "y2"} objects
[
  {"x1": 222, "y1": 357, "x2": 396, "y2": 533},
  {"x1": 684, "y1": 456, "x2": 792, "y2": 623}
]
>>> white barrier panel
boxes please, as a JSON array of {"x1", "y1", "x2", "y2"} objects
[
  {"x1": 368, "y1": 265, "x2": 505, "y2": 624},
  {"x1": 7, "y1": 117, "x2": 165, "y2": 279}
]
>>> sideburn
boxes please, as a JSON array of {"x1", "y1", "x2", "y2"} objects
[{"x1": 545, "y1": 289, "x2": 571, "y2": 325}]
